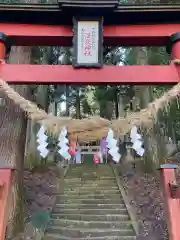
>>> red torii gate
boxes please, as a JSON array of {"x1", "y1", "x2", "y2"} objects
[
  {"x1": 0, "y1": 2, "x2": 180, "y2": 240},
  {"x1": 0, "y1": 23, "x2": 180, "y2": 84}
]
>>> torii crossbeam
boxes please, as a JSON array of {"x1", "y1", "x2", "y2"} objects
[{"x1": 0, "y1": 23, "x2": 180, "y2": 84}]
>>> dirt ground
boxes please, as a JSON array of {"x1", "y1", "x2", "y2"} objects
[
  {"x1": 118, "y1": 162, "x2": 170, "y2": 240},
  {"x1": 24, "y1": 167, "x2": 59, "y2": 221},
  {"x1": 9, "y1": 165, "x2": 60, "y2": 240}
]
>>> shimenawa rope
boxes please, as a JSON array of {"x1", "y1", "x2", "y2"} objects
[{"x1": 0, "y1": 78, "x2": 180, "y2": 143}]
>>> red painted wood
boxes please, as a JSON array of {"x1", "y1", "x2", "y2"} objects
[
  {"x1": 0, "y1": 64, "x2": 179, "y2": 84},
  {"x1": 170, "y1": 38, "x2": 180, "y2": 79},
  {"x1": 0, "y1": 169, "x2": 12, "y2": 240},
  {"x1": 171, "y1": 41, "x2": 180, "y2": 61},
  {"x1": 161, "y1": 168, "x2": 180, "y2": 240},
  {"x1": 1, "y1": 23, "x2": 180, "y2": 46},
  {"x1": 0, "y1": 42, "x2": 6, "y2": 62}
]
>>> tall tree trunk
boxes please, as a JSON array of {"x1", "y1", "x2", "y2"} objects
[
  {"x1": 25, "y1": 47, "x2": 50, "y2": 165},
  {"x1": 76, "y1": 90, "x2": 81, "y2": 119},
  {"x1": 65, "y1": 85, "x2": 70, "y2": 116},
  {"x1": 2, "y1": 46, "x2": 32, "y2": 237},
  {"x1": 134, "y1": 47, "x2": 158, "y2": 172},
  {"x1": 114, "y1": 89, "x2": 119, "y2": 119},
  {"x1": 118, "y1": 96, "x2": 125, "y2": 118},
  {"x1": 99, "y1": 101, "x2": 114, "y2": 120},
  {"x1": 134, "y1": 47, "x2": 167, "y2": 171}
]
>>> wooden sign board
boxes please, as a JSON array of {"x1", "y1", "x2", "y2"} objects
[{"x1": 72, "y1": 17, "x2": 103, "y2": 68}]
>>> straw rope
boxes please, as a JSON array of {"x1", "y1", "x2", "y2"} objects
[{"x1": 0, "y1": 78, "x2": 180, "y2": 143}]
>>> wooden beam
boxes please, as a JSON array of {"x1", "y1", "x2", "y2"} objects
[
  {"x1": 0, "y1": 64, "x2": 179, "y2": 84},
  {"x1": 2, "y1": 23, "x2": 180, "y2": 46}
]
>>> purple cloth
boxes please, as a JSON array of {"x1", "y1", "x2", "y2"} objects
[{"x1": 100, "y1": 137, "x2": 107, "y2": 156}]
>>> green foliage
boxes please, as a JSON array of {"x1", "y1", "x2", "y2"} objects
[
  {"x1": 31, "y1": 211, "x2": 50, "y2": 230},
  {"x1": 26, "y1": 152, "x2": 50, "y2": 171}
]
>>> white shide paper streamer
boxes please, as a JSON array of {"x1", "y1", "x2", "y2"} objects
[
  {"x1": 106, "y1": 128, "x2": 121, "y2": 163},
  {"x1": 37, "y1": 125, "x2": 49, "y2": 158},
  {"x1": 130, "y1": 126, "x2": 145, "y2": 156},
  {"x1": 57, "y1": 126, "x2": 71, "y2": 160}
]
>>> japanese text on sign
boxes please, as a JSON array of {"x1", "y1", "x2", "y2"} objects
[{"x1": 77, "y1": 21, "x2": 99, "y2": 64}]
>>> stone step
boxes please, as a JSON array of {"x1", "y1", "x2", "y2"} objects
[
  {"x1": 67, "y1": 171, "x2": 115, "y2": 176},
  {"x1": 44, "y1": 235, "x2": 136, "y2": 240},
  {"x1": 51, "y1": 213, "x2": 130, "y2": 221},
  {"x1": 49, "y1": 219, "x2": 133, "y2": 229},
  {"x1": 63, "y1": 189, "x2": 120, "y2": 195},
  {"x1": 58, "y1": 198, "x2": 124, "y2": 204},
  {"x1": 69, "y1": 164, "x2": 110, "y2": 167},
  {"x1": 56, "y1": 194, "x2": 122, "y2": 200},
  {"x1": 67, "y1": 174, "x2": 115, "y2": 179},
  {"x1": 65, "y1": 177, "x2": 116, "y2": 180},
  {"x1": 64, "y1": 179, "x2": 117, "y2": 183},
  {"x1": 46, "y1": 226, "x2": 134, "y2": 238},
  {"x1": 55, "y1": 203, "x2": 126, "y2": 209},
  {"x1": 64, "y1": 186, "x2": 118, "y2": 190},
  {"x1": 68, "y1": 169, "x2": 114, "y2": 172},
  {"x1": 63, "y1": 187, "x2": 119, "y2": 192},
  {"x1": 64, "y1": 181, "x2": 118, "y2": 187},
  {"x1": 68, "y1": 168, "x2": 114, "y2": 172},
  {"x1": 44, "y1": 164, "x2": 136, "y2": 240},
  {"x1": 68, "y1": 165, "x2": 112, "y2": 170},
  {"x1": 53, "y1": 208, "x2": 128, "y2": 215}
]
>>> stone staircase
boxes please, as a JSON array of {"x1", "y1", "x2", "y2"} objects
[{"x1": 44, "y1": 164, "x2": 137, "y2": 240}]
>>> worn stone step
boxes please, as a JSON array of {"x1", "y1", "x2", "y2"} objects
[
  {"x1": 51, "y1": 213, "x2": 130, "y2": 221},
  {"x1": 64, "y1": 181, "x2": 118, "y2": 188},
  {"x1": 44, "y1": 234, "x2": 136, "y2": 240},
  {"x1": 56, "y1": 194, "x2": 122, "y2": 200},
  {"x1": 64, "y1": 185, "x2": 118, "y2": 190},
  {"x1": 68, "y1": 165, "x2": 112, "y2": 170},
  {"x1": 55, "y1": 203, "x2": 126, "y2": 209},
  {"x1": 63, "y1": 190, "x2": 120, "y2": 195},
  {"x1": 68, "y1": 168, "x2": 114, "y2": 172},
  {"x1": 46, "y1": 226, "x2": 134, "y2": 238},
  {"x1": 44, "y1": 235, "x2": 136, "y2": 240},
  {"x1": 65, "y1": 177, "x2": 116, "y2": 180},
  {"x1": 63, "y1": 186, "x2": 118, "y2": 191},
  {"x1": 67, "y1": 172, "x2": 115, "y2": 176},
  {"x1": 69, "y1": 170, "x2": 114, "y2": 173},
  {"x1": 64, "y1": 186, "x2": 119, "y2": 191},
  {"x1": 53, "y1": 208, "x2": 128, "y2": 215},
  {"x1": 58, "y1": 198, "x2": 124, "y2": 204},
  {"x1": 67, "y1": 175, "x2": 115, "y2": 179},
  {"x1": 64, "y1": 179, "x2": 117, "y2": 183},
  {"x1": 49, "y1": 219, "x2": 133, "y2": 229},
  {"x1": 68, "y1": 170, "x2": 114, "y2": 173}
]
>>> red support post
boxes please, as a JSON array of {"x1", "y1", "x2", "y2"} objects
[
  {"x1": 167, "y1": 33, "x2": 180, "y2": 78},
  {"x1": 0, "y1": 169, "x2": 12, "y2": 240},
  {"x1": 158, "y1": 164, "x2": 180, "y2": 240},
  {"x1": 167, "y1": 33, "x2": 180, "y2": 61},
  {"x1": 0, "y1": 33, "x2": 9, "y2": 63}
]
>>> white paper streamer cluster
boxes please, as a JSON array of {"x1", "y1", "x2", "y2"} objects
[
  {"x1": 106, "y1": 128, "x2": 121, "y2": 163},
  {"x1": 37, "y1": 125, "x2": 49, "y2": 158},
  {"x1": 57, "y1": 126, "x2": 71, "y2": 160},
  {"x1": 130, "y1": 126, "x2": 145, "y2": 156}
]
